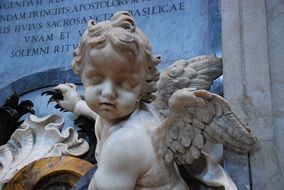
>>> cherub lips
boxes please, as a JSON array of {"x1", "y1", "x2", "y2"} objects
[{"x1": 100, "y1": 102, "x2": 116, "y2": 108}]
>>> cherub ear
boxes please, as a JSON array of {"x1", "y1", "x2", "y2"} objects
[
  {"x1": 72, "y1": 62, "x2": 81, "y2": 75},
  {"x1": 72, "y1": 45, "x2": 83, "y2": 74},
  {"x1": 72, "y1": 50, "x2": 82, "y2": 74}
]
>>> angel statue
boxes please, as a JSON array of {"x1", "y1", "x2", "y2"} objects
[{"x1": 46, "y1": 11, "x2": 259, "y2": 190}]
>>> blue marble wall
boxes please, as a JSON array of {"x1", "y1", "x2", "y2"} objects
[{"x1": 0, "y1": 0, "x2": 221, "y2": 99}]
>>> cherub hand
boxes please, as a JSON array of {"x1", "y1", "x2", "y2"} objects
[
  {"x1": 42, "y1": 83, "x2": 82, "y2": 113},
  {"x1": 42, "y1": 83, "x2": 97, "y2": 119}
]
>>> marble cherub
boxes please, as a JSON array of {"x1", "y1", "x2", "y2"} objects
[{"x1": 48, "y1": 11, "x2": 259, "y2": 189}]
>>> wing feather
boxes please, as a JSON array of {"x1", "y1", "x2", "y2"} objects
[
  {"x1": 155, "y1": 55, "x2": 222, "y2": 118},
  {"x1": 159, "y1": 88, "x2": 260, "y2": 165}
]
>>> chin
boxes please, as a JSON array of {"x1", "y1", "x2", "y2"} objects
[
  {"x1": 99, "y1": 111, "x2": 120, "y2": 121},
  {"x1": 99, "y1": 111, "x2": 130, "y2": 123}
]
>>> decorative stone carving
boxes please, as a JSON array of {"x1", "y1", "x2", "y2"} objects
[
  {"x1": 48, "y1": 11, "x2": 259, "y2": 189},
  {"x1": 0, "y1": 114, "x2": 89, "y2": 188},
  {"x1": 42, "y1": 84, "x2": 98, "y2": 164}
]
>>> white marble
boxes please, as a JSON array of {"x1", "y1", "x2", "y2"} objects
[
  {"x1": 67, "y1": 12, "x2": 259, "y2": 190},
  {"x1": 53, "y1": 83, "x2": 97, "y2": 119},
  {"x1": 0, "y1": 114, "x2": 89, "y2": 188}
]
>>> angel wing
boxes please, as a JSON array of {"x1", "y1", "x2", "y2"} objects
[
  {"x1": 158, "y1": 88, "x2": 260, "y2": 165},
  {"x1": 154, "y1": 55, "x2": 222, "y2": 118},
  {"x1": 153, "y1": 55, "x2": 259, "y2": 166}
]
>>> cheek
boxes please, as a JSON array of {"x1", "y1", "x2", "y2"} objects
[
  {"x1": 84, "y1": 87, "x2": 100, "y2": 111},
  {"x1": 117, "y1": 89, "x2": 140, "y2": 110}
]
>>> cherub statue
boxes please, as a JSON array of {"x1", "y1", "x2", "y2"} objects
[{"x1": 48, "y1": 11, "x2": 259, "y2": 189}]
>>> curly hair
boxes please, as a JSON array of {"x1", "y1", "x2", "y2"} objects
[{"x1": 72, "y1": 11, "x2": 161, "y2": 103}]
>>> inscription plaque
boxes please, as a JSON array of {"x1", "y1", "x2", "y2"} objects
[{"x1": 0, "y1": 0, "x2": 220, "y2": 90}]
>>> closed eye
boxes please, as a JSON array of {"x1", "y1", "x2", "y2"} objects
[
  {"x1": 85, "y1": 71, "x2": 105, "y2": 85},
  {"x1": 88, "y1": 75, "x2": 104, "y2": 85},
  {"x1": 120, "y1": 78, "x2": 139, "y2": 89},
  {"x1": 94, "y1": 76, "x2": 104, "y2": 84}
]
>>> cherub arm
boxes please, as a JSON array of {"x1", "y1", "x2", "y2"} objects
[
  {"x1": 88, "y1": 129, "x2": 152, "y2": 190},
  {"x1": 42, "y1": 83, "x2": 97, "y2": 119},
  {"x1": 71, "y1": 99, "x2": 97, "y2": 119}
]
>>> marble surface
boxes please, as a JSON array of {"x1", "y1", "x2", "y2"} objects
[
  {"x1": 222, "y1": 0, "x2": 284, "y2": 189},
  {"x1": 267, "y1": 0, "x2": 284, "y2": 187}
]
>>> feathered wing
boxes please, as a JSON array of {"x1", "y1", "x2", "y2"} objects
[
  {"x1": 154, "y1": 55, "x2": 222, "y2": 118},
  {"x1": 158, "y1": 88, "x2": 260, "y2": 165}
]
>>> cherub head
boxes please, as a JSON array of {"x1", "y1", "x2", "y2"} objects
[{"x1": 72, "y1": 11, "x2": 160, "y2": 122}]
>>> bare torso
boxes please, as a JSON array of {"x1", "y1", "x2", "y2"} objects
[{"x1": 89, "y1": 104, "x2": 188, "y2": 190}]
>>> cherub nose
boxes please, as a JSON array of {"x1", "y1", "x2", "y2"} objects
[{"x1": 101, "y1": 80, "x2": 116, "y2": 99}]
